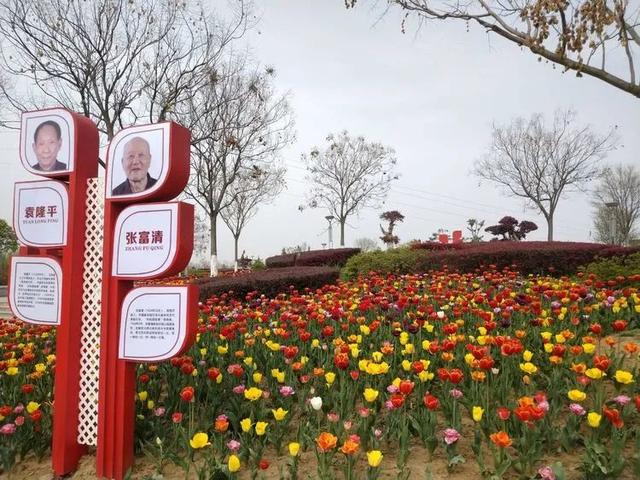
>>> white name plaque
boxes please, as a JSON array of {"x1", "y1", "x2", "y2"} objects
[
  {"x1": 13, "y1": 180, "x2": 68, "y2": 247},
  {"x1": 112, "y1": 203, "x2": 178, "y2": 278}
]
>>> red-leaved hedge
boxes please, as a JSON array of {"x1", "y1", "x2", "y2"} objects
[
  {"x1": 194, "y1": 266, "x2": 339, "y2": 301},
  {"x1": 425, "y1": 242, "x2": 640, "y2": 276},
  {"x1": 265, "y1": 248, "x2": 360, "y2": 268},
  {"x1": 409, "y1": 242, "x2": 469, "y2": 251}
]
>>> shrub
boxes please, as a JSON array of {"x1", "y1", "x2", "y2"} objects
[
  {"x1": 265, "y1": 253, "x2": 297, "y2": 268},
  {"x1": 341, "y1": 248, "x2": 426, "y2": 280},
  {"x1": 581, "y1": 252, "x2": 640, "y2": 282},
  {"x1": 266, "y1": 248, "x2": 360, "y2": 268},
  {"x1": 252, "y1": 258, "x2": 266, "y2": 270},
  {"x1": 341, "y1": 242, "x2": 640, "y2": 279},
  {"x1": 195, "y1": 266, "x2": 340, "y2": 301},
  {"x1": 295, "y1": 248, "x2": 360, "y2": 267}
]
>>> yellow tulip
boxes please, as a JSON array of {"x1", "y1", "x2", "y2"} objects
[
  {"x1": 585, "y1": 368, "x2": 605, "y2": 380},
  {"x1": 472, "y1": 406, "x2": 484, "y2": 422},
  {"x1": 567, "y1": 390, "x2": 586, "y2": 402},
  {"x1": 522, "y1": 350, "x2": 533, "y2": 362},
  {"x1": 26, "y1": 402, "x2": 40, "y2": 414},
  {"x1": 272, "y1": 408, "x2": 288, "y2": 421},
  {"x1": 367, "y1": 450, "x2": 383, "y2": 467},
  {"x1": 6, "y1": 367, "x2": 19, "y2": 376},
  {"x1": 519, "y1": 362, "x2": 537, "y2": 375},
  {"x1": 189, "y1": 432, "x2": 210, "y2": 449},
  {"x1": 228, "y1": 454, "x2": 241, "y2": 472},
  {"x1": 363, "y1": 388, "x2": 379, "y2": 403},
  {"x1": 255, "y1": 421, "x2": 268, "y2": 436},
  {"x1": 137, "y1": 391, "x2": 148, "y2": 402},
  {"x1": 240, "y1": 418, "x2": 252, "y2": 433},
  {"x1": 252, "y1": 372, "x2": 263, "y2": 383},
  {"x1": 613, "y1": 370, "x2": 634, "y2": 384},
  {"x1": 244, "y1": 387, "x2": 263, "y2": 401},
  {"x1": 288, "y1": 442, "x2": 300, "y2": 456},
  {"x1": 587, "y1": 412, "x2": 601, "y2": 428},
  {"x1": 325, "y1": 372, "x2": 336, "y2": 385}
]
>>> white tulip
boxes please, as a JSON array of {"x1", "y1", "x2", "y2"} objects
[{"x1": 310, "y1": 396, "x2": 323, "y2": 411}]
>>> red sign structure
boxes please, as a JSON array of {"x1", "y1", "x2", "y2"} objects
[
  {"x1": 9, "y1": 108, "x2": 99, "y2": 474},
  {"x1": 96, "y1": 122, "x2": 197, "y2": 479},
  {"x1": 9, "y1": 110, "x2": 198, "y2": 480}
]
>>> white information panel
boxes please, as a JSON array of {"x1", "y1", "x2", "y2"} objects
[
  {"x1": 119, "y1": 286, "x2": 189, "y2": 362},
  {"x1": 9, "y1": 256, "x2": 62, "y2": 325},
  {"x1": 112, "y1": 203, "x2": 178, "y2": 278},
  {"x1": 13, "y1": 180, "x2": 68, "y2": 247}
]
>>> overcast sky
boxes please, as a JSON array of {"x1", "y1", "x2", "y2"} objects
[{"x1": 1, "y1": 1, "x2": 638, "y2": 265}]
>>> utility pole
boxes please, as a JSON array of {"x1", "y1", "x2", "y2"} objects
[{"x1": 325, "y1": 215, "x2": 335, "y2": 249}]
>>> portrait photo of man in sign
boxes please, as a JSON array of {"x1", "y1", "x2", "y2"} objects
[
  {"x1": 109, "y1": 128, "x2": 165, "y2": 198},
  {"x1": 21, "y1": 113, "x2": 73, "y2": 175}
]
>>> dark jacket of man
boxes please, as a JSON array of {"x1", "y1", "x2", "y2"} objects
[
  {"x1": 112, "y1": 174, "x2": 157, "y2": 196},
  {"x1": 32, "y1": 160, "x2": 67, "y2": 172}
]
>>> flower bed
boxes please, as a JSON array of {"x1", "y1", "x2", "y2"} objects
[{"x1": 1, "y1": 268, "x2": 639, "y2": 479}]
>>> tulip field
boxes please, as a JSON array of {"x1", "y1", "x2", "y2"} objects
[{"x1": 1, "y1": 268, "x2": 639, "y2": 479}]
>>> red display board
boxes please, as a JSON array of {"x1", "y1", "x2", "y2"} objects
[
  {"x1": 96, "y1": 121, "x2": 196, "y2": 480},
  {"x1": 9, "y1": 110, "x2": 198, "y2": 480},
  {"x1": 9, "y1": 107, "x2": 99, "y2": 475}
]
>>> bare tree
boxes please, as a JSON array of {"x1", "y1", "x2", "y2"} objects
[
  {"x1": 354, "y1": 237, "x2": 379, "y2": 251},
  {"x1": 303, "y1": 131, "x2": 398, "y2": 246},
  {"x1": 221, "y1": 164, "x2": 286, "y2": 265},
  {"x1": 591, "y1": 164, "x2": 640, "y2": 245},
  {"x1": 181, "y1": 62, "x2": 294, "y2": 276},
  {"x1": 0, "y1": 0, "x2": 250, "y2": 147},
  {"x1": 346, "y1": 1, "x2": 640, "y2": 99},
  {"x1": 474, "y1": 110, "x2": 616, "y2": 241}
]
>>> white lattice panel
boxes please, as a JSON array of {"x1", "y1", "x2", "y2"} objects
[{"x1": 77, "y1": 177, "x2": 104, "y2": 446}]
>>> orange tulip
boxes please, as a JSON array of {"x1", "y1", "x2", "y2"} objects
[
  {"x1": 316, "y1": 432, "x2": 338, "y2": 452},
  {"x1": 340, "y1": 438, "x2": 360, "y2": 455},
  {"x1": 489, "y1": 431, "x2": 512, "y2": 448}
]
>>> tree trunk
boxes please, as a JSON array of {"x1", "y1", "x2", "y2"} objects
[
  {"x1": 209, "y1": 212, "x2": 218, "y2": 277},
  {"x1": 234, "y1": 235, "x2": 239, "y2": 263},
  {"x1": 546, "y1": 215, "x2": 554, "y2": 241},
  {"x1": 340, "y1": 219, "x2": 345, "y2": 246}
]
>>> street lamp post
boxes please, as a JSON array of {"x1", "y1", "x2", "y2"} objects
[{"x1": 325, "y1": 215, "x2": 335, "y2": 249}]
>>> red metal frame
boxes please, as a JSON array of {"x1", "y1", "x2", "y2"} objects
[
  {"x1": 11, "y1": 108, "x2": 99, "y2": 475},
  {"x1": 96, "y1": 122, "x2": 195, "y2": 480}
]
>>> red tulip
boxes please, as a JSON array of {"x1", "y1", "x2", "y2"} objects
[
  {"x1": 423, "y1": 393, "x2": 439, "y2": 410},
  {"x1": 180, "y1": 386, "x2": 195, "y2": 402}
]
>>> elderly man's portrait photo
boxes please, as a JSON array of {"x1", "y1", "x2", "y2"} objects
[
  {"x1": 21, "y1": 113, "x2": 73, "y2": 174},
  {"x1": 112, "y1": 136, "x2": 158, "y2": 195},
  {"x1": 108, "y1": 128, "x2": 164, "y2": 197}
]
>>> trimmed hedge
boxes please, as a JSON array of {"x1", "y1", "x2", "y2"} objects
[
  {"x1": 195, "y1": 266, "x2": 339, "y2": 301},
  {"x1": 341, "y1": 242, "x2": 640, "y2": 279},
  {"x1": 264, "y1": 253, "x2": 298, "y2": 268},
  {"x1": 409, "y1": 242, "x2": 468, "y2": 251},
  {"x1": 265, "y1": 248, "x2": 360, "y2": 268}
]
